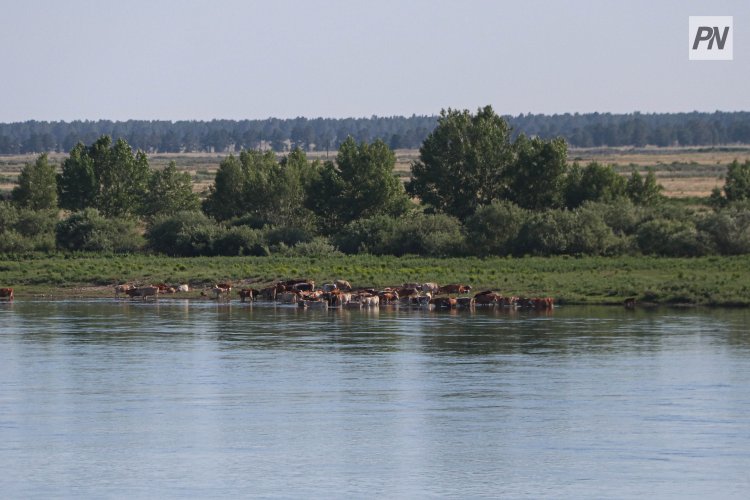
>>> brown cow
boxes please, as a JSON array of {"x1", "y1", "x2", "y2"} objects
[
  {"x1": 430, "y1": 296, "x2": 457, "y2": 309},
  {"x1": 211, "y1": 284, "x2": 232, "y2": 300},
  {"x1": 125, "y1": 286, "x2": 159, "y2": 299},
  {"x1": 0, "y1": 287, "x2": 14, "y2": 301},
  {"x1": 114, "y1": 284, "x2": 132, "y2": 297},
  {"x1": 474, "y1": 292, "x2": 500, "y2": 306},
  {"x1": 359, "y1": 294, "x2": 379, "y2": 307},
  {"x1": 438, "y1": 284, "x2": 472, "y2": 295},
  {"x1": 279, "y1": 290, "x2": 301, "y2": 304},
  {"x1": 378, "y1": 290, "x2": 399, "y2": 304},
  {"x1": 456, "y1": 297, "x2": 475, "y2": 309},
  {"x1": 238, "y1": 288, "x2": 260, "y2": 303},
  {"x1": 334, "y1": 279, "x2": 352, "y2": 291}
]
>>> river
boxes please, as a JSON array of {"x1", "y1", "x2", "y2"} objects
[{"x1": 1, "y1": 300, "x2": 749, "y2": 498}]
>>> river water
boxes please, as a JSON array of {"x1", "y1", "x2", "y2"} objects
[{"x1": 1, "y1": 300, "x2": 749, "y2": 498}]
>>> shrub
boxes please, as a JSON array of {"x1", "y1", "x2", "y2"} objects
[
  {"x1": 146, "y1": 211, "x2": 221, "y2": 256},
  {"x1": 516, "y1": 207, "x2": 619, "y2": 256},
  {"x1": 334, "y1": 213, "x2": 465, "y2": 257},
  {"x1": 333, "y1": 215, "x2": 399, "y2": 254},
  {"x1": 635, "y1": 219, "x2": 710, "y2": 256},
  {"x1": 264, "y1": 226, "x2": 313, "y2": 247},
  {"x1": 464, "y1": 201, "x2": 528, "y2": 256},
  {"x1": 56, "y1": 209, "x2": 144, "y2": 253},
  {"x1": 213, "y1": 226, "x2": 268, "y2": 256},
  {"x1": 393, "y1": 212, "x2": 466, "y2": 257},
  {"x1": 568, "y1": 206, "x2": 621, "y2": 255},
  {"x1": 277, "y1": 237, "x2": 343, "y2": 257},
  {"x1": 698, "y1": 206, "x2": 750, "y2": 255}
]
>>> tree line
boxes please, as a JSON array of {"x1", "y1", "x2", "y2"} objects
[
  {"x1": 3, "y1": 106, "x2": 750, "y2": 259},
  {"x1": 2, "y1": 111, "x2": 750, "y2": 154}
]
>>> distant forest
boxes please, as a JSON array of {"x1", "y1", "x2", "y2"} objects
[{"x1": 2, "y1": 111, "x2": 750, "y2": 154}]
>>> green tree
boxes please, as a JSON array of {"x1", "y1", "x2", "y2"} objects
[
  {"x1": 57, "y1": 136, "x2": 151, "y2": 217},
  {"x1": 141, "y1": 161, "x2": 200, "y2": 218},
  {"x1": 274, "y1": 148, "x2": 317, "y2": 228},
  {"x1": 723, "y1": 159, "x2": 750, "y2": 202},
  {"x1": 409, "y1": 106, "x2": 515, "y2": 219},
  {"x1": 306, "y1": 138, "x2": 408, "y2": 232},
  {"x1": 58, "y1": 143, "x2": 97, "y2": 211},
  {"x1": 336, "y1": 136, "x2": 409, "y2": 222},
  {"x1": 203, "y1": 154, "x2": 246, "y2": 220},
  {"x1": 12, "y1": 153, "x2": 58, "y2": 210},
  {"x1": 626, "y1": 167, "x2": 663, "y2": 205},
  {"x1": 97, "y1": 137, "x2": 151, "y2": 217},
  {"x1": 305, "y1": 160, "x2": 348, "y2": 233},
  {"x1": 508, "y1": 135, "x2": 568, "y2": 209},
  {"x1": 565, "y1": 162, "x2": 626, "y2": 207}
]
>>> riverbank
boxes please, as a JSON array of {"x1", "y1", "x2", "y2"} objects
[{"x1": 1, "y1": 254, "x2": 749, "y2": 306}]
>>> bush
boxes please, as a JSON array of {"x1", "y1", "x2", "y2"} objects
[
  {"x1": 276, "y1": 237, "x2": 343, "y2": 257},
  {"x1": 56, "y1": 209, "x2": 144, "y2": 253},
  {"x1": 698, "y1": 206, "x2": 750, "y2": 255},
  {"x1": 14, "y1": 209, "x2": 57, "y2": 238},
  {"x1": 145, "y1": 211, "x2": 221, "y2": 256},
  {"x1": 213, "y1": 226, "x2": 268, "y2": 256},
  {"x1": 584, "y1": 199, "x2": 643, "y2": 236},
  {"x1": 0, "y1": 203, "x2": 58, "y2": 254},
  {"x1": 395, "y1": 213, "x2": 465, "y2": 257},
  {"x1": 635, "y1": 219, "x2": 710, "y2": 257},
  {"x1": 516, "y1": 210, "x2": 575, "y2": 255},
  {"x1": 569, "y1": 206, "x2": 621, "y2": 255},
  {"x1": 0, "y1": 229, "x2": 35, "y2": 253},
  {"x1": 264, "y1": 226, "x2": 313, "y2": 247},
  {"x1": 333, "y1": 215, "x2": 399, "y2": 254},
  {"x1": 334, "y1": 213, "x2": 465, "y2": 257},
  {"x1": 464, "y1": 201, "x2": 528, "y2": 256},
  {"x1": 515, "y1": 207, "x2": 619, "y2": 256}
]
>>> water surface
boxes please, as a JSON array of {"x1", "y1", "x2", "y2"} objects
[{"x1": 1, "y1": 301, "x2": 749, "y2": 498}]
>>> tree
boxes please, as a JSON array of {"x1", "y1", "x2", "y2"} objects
[
  {"x1": 306, "y1": 138, "x2": 409, "y2": 233},
  {"x1": 335, "y1": 136, "x2": 409, "y2": 223},
  {"x1": 723, "y1": 159, "x2": 750, "y2": 202},
  {"x1": 409, "y1": 106, "x2": 515, "y2": 219},
  {"x1": 305, "y1": 160, "x2": 348, "y2": 233},
  {"x1": 202, "y1": 154, "x2": 246, "y2": 220},
  {"x1": 57, "y1": 136, "x2": 151, "y2": 217},
  {"x1": 565, "y1": 162, "x2": 626, "y2": 207},
  {"x1": 12, "y1": 153, "x2": 58, "y2": 210},
  {"x1": 626, "y1": 167, "x2": 663, "y2": 206},
  {"x1": 507, "y1": 135, "x2": 568, "y2": 210},
  {"x1": 141, "y1": 161, "x2": 200, "y2": 218},
  {"x1": 58, "y1": 143, "x2": 97, "y2": 211},
  {"x1": 96, "y1": 137, "x2": 151, "y2": 217}
]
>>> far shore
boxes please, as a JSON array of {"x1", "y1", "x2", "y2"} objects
[{"x1": 2, "y1": 254, "x2": 749, "y2": 307}]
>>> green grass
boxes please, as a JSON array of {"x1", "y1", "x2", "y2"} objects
[{"x1": 2, "y1": 253, "x2": 750, "y2": 306}]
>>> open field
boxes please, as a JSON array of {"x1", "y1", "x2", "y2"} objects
[
  {"x1": 2, "y1": 254, "x2": 750, "y2": 306},
  {"x1": 2, "y1": 146, "x2": 750, "y2": 198}
]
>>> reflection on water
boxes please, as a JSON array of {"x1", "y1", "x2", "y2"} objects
[{"x1": 1, "y1": 300, "x2": 750, "y2": 498}]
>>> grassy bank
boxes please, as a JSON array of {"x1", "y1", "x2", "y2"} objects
[{"x1": 1, "y1": 253, "x2": 749, "y2": 306}]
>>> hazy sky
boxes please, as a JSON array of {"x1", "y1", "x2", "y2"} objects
[{"x1": 1, "y1": 0, "x2": 747, "y2": 121}]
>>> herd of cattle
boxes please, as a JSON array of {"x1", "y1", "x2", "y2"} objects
[{"x1": 109, "y1": 279, "x2": 555, "y2": 310}]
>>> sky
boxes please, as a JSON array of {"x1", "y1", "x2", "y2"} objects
[{"x1": 0, "y1": 0, "x2": 748, "y2": 122}]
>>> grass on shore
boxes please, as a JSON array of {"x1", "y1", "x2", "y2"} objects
[{"x1": 1, "y1": 253, "x2": 749, "y2": 306}]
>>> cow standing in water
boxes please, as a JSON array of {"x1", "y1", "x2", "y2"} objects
[{"x1": 0, "y1": 287, "x2": 14, "y2": 301}]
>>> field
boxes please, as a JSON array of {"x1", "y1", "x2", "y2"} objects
[
  {"x1": 3, "y1": 146, "x2": 750, "y2": 199},
  {"x1": 2, "y1": 254, "x2": 750, "y2": 306}
]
